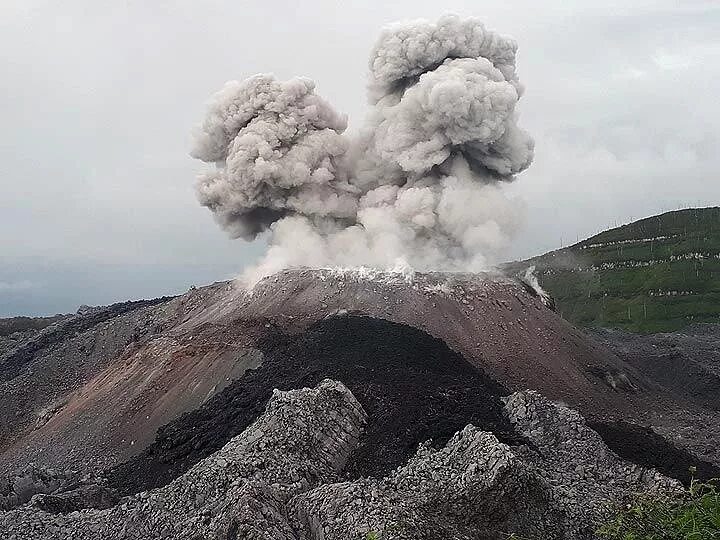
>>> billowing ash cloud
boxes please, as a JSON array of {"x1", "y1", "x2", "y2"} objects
[
  {"x1": 190, "y1": 75, "x2": 355, "y2": 240},
  {"x1": 191, "y1": 14, "x2": 534, "y2": 285}
]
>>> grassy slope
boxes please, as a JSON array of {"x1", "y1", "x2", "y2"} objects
[{"x1": 508, "y1": 207, "x2": 720, "y2": 333}]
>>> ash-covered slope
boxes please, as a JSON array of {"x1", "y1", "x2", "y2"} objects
[
  {"x1": 1, "y1": 269, "x2": 718, "y2": 488},
  {"x1": 0, "y1": 289, "x2": 239, "y2": 476}
]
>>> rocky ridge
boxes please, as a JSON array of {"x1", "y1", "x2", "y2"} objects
[
  {"x1": 0, "y1": 315, "x2": 68, "y2": 357},
  {"x1": 0, "y1": 380, "x2": 679, "y2": 540}
]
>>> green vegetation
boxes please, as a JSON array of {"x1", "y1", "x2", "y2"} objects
[
  {"x1": 508, "y1": 207, "x2": 720, "y2": 333},
  {"x1": 598, "y1": 476, "x2": 720, "y2": 539}
]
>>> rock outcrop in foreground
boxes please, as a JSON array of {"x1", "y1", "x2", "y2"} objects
[{"x1": 0, "y1": 380, "x2": 677, "y2": 540}]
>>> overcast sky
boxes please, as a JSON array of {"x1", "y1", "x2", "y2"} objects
[{"x1": 2, "y1": 0, "x2": 719, "y2": 316}]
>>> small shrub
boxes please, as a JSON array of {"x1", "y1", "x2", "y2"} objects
[{"x1": 598, "y1": 473, "x2": 720, "y2": 539}]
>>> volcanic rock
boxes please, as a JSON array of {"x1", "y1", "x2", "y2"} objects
[
  {"x1": 1, "y1": 269, "x2": 717, "y2": 490},
  {"x1": 0, "y1": 380, "x2": 366, "y2": 540},
  {"x1": 0, "y1": 381, "x2": 679, "y2": 540}
]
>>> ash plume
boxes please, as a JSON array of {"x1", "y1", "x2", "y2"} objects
[{"x1": 191, "y1": 14, "x2": 534, "y2": 285}]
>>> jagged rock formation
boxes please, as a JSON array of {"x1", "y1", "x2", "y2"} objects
[
  {"x1": 292, "y1": 426, "x2": 564, "y2": 539},
  {"x1": 0, "y1": 381, "x2": 678, "y2": 540},
  {"x1": 1, "y1": 468, "x2": 80, "y2": 511},
  {"x1": 290, "y1": 389, "x2": 676, "y2": 539},
  {"x1": 0, "y1": 380, "x2": 366, "y2": 540},
  {"x1": 1, "y1": 466, "x2": 117, "y2": 514},
  {"x1": 503, "y1": 391, "x2": 675, "y2": 533}
]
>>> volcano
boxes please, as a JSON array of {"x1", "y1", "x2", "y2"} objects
[
  {"x1": 2, "y1": 270, "x2": 718, "y2": 484},
  {"x1": 1, "y1": 269, "x2": 719, "y2": 538}
]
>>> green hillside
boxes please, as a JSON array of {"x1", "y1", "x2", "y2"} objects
[{"x1": 509, "y1": 207, "x2": 720, "y2": 333}]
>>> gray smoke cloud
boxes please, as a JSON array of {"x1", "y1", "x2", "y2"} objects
[
  {"x1": 191, "y1": 14, "x2": 535, "y2": 285},
  {"x1": 190, "y1": 75, "x2": 355, "y2": 240}
]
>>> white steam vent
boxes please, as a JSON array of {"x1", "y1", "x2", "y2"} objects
[{"x1": 520, "y1": 265, "x2": 555, "y2": 310}]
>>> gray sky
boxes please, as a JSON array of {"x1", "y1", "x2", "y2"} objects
[{"x1": 2, "y1": 0, "x2": 719, "y2": 316}]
